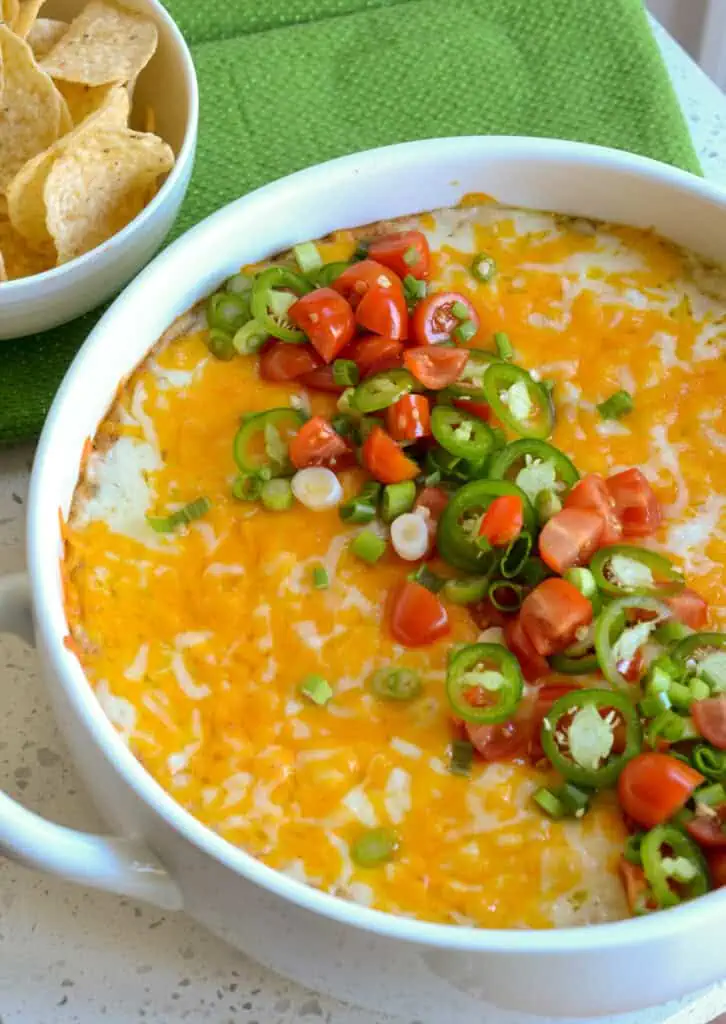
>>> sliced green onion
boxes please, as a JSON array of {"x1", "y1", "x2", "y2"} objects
[
  {"x1": 488, "y1": 580, "x2": 524, "y2": 611},
  {"x1": 403, "y1": 246, "x2": 419, "y2": 267},
  {"x1": 312, "y1": 565, "x2": 329, "y2": 589},
  {"x1": 533, "y1": 787, "x2": 566, "y2": 819},
  {"x1": 207, "y1": 328, "x2": 236, "y2": 361},
  {"x1": 564, "y1": 567, "x2": 598, "y2": 601},
  {"x1": 624, "y1": 833, "x2": 644, "y2": 866},
  {"x1": 442, "y1": 575, "x2": 490, "y2": 605},
  {"x1": 299, "y1": 674, "x2": 333, "y2": 705},
  {"x1": 260, "y1": 478, "x2": 293, "y2": 511},
  {"x1": 454, "y1": 319, "x2": 477, "y2": 343},
  {"x1": 147, "y1": 497, "x2": 211, "y2": 533},
  {"x1": 450, "y1": 739, "x2": 474, "y2": 776},
  {"x1": 403, "y1": 274, "x2": 427, "y2": 304},
  {"x1": 653, "y1": 621, "x2": 694, "y2": 645},
  {"x1": 494, "y1": 332, "x2": 513, "y2": 360},
  {"x1": 500, "y1": 531, "x2": 532, "y2": 579},
  {"x1": 351, "y1": 827, "x2": 398, "y2": 867},
  {"x1": 332, "y1": 359, "x2": 360, "y2": 386},
  {"x1": 409, "y1": 565, "x2": 445, "y2": 593},
  {"x1": 451, "y1": 301, "x2": 469, "y2": 320},
  {"x1": 695, "y1": 782, "x2": 726, "y2": 807},
  {"x1": 233, "y1": 318, "x2": 267, "y2": 355},
  {"x1": 369, "y1": 667, "x2": 422, "y2": 702},
  {"x1": 557, "y1": 782, "x2": 591, "y2": 816},
  {"x1": 692, "y1": 744, "x2": 726, "y2": 779},
  {"x1": 471, "y1": 252, "x2": 496, "y2": 283},
  {"x1": 520, "y1": 557, "x2": 551, "y2": 586},
  {"x1": 293, "y1": 241, "x2": 323, "y2": 274},
  {"x1": 382, "y1": 480, "x2": 416, "y2": 523},
  {"x1": 645, "y1": 710, "x2": 686, "y2": 747},
  {"x1": 232, "y1": 473, "x2": 263, "y2": 501},
  {"x1": 639, "y1": 691, "x2": 672, "y2": 719},
  {"x1": 350, "y1": 530, "x2": 387, "y2": 563},
  {"x1": 340, "y1": 482, "x2": 381, "y2": 524},
  {"x1": 597, "y1": 390, "x2": 634, "y2": 420}
]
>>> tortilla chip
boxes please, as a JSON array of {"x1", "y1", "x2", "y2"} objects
[
  {"x1": 58, "y1": 89, "x2": 73, "y2": 133},
  {"x1": 56, "y1": 79, "x2": 120, "y2": 126},
  {"x1": 14, "y1": 0, "x2": 45, "y2": 38},
  {"x1": 0, "y1": 215, "x2": 54, "y2": 279},
  {"x1": 0, "y1": 0, "x2": 19, "y2": 29},
  {"x1": 44, "y1": 127, "x2": 173, "y2": 264},
  {"x1": 27, "y1": 16, "x2": 67, "y2": 58},
  {"x1": 7, "y1": 85, "x2": 129, "y2": 250},
  {"x1": 0, "y1": 248, "x2": 7, "y2": 282},
  {"x1": 0, "y1": 26, "x2": 63, "y2": 193},
  {"x1": 39, "y1": 0, "x2": 157, "y2": 87}
]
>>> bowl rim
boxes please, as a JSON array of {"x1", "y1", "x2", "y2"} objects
[
  {"x1": 0, "y1": 0, "x2": 199, "y2": 296},
  {"x1": 29, "y1": 134, "x2": 726, "y2": 955}
]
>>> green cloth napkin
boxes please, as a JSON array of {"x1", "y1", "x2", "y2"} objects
[{"x1": 0, "y1": 0, "x2": 699, "y2": 444}]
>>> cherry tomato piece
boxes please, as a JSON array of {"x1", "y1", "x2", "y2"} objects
[
  {"x1": 686, "y1": 808, "x2": 726, "y2": 849},
  {"x1": 343, "y1": 335, "x2": 403, "y2": 378},
  {"x1": 355, "y1": 286, "x2": 408, "y2": 341},
  {"x1": 692, "y1": 696, "x2": 726, "y2": 750},
  {"x1": 453, "y1": 398, "x2": 491, "y2": 422},
  {"x1": 368, "y1": 230, "x2": 430, "y2": 281},
  {"x1": 289, "y1": 416, "x2": 349, "y2": 469},
  {"x1": 606, "y1": 468, "x2": 662, "y2": 537},
  {"x1": 332, "y1": 259, "x2": 403, "y2": 308},
  {"x1": 520, "y1": 577, "x2": 594, "y2": 657},
  {"x1": 466, "y1": 715, "x2": 533, "y2": 763},
  {"x1": 619, "y1": 858, "x2": 655, "y2": 915},
  {"x1": 403, "y1": 346, "x2": 469, "y2": 389},
  {"x1": 390, "y1": 580, "x2": 450, "y2": 647},
  {"x1": 667, "y1": 588, "x2": 709, "y2": 630},
  {"x1": 504, "y1": 616, "x2": 550, "y2": 682},
  {"x1": 565, "y1": 473, "x2": 622, "y2": 545},
  {"x1": 707, "y1": 849, "x2": 726, "y2": 887},
  {"x1": 385, "y1": 393, "x2": 431, "y2": 441},
  {"x1": 617, "y1": 752, "x2": 704, "y2": 829},
  {"x1": 259, "y1": 341, "x2": 321, "y2": 381},
  {"x1": 288, "y1": 287, "x2": 355, "y2": 363},
  {"x1": 299, "y1": 365, "x2": 346, "y2": 393},
  {"x1": 478, "y1": 494, "x2": 524, "y2": 546},
  {"x1": 538, "y1": 507, "x2": 605, "y2": 575},
  {"x1": 362, "y1": 426, "x2": 419, "y2": 484},
  {"x1": 411, "y1": 292, "x2": 479, "y2": 345}
]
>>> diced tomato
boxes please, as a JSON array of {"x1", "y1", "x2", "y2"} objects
[
  {"x1": 414, "y1": 485, "x2": 449, "y2": 555},
  {"x1": 478, "y1": 495, "x2": 523, "y2": 547},
  {"x1": 693, "y1": 696, "x2": 726, "y2": 750},
  {"x1": 362, "y1": 426, "x2": 419, "y2": 484},
  {"x1": 411, "y1": 291, "x2": 479, "y2": 345},
  {"x1": 289, "y1": 416, "x2": 349, "y2": 469},
  {"x1": 619, "y1": 858, "x2": 655, "y2": 915},
  {"x1": 686, "y1": 807, "x2": 726, "y2": 849},
  {"x1": 332, "y1": 259, "x2": 403, "y2": 308},
  {"x1": 403, "y1": 346, "x2": 469, "y2": 389},
  {"x1": 390, "y1": 580, "x2": 449, "y2": 647},
  {"x1": 565, "y1": 473, "x2": 622, "y2": 545},
  {"x1": 288, "y1": 287, "x2": 355, "y2": 363},
  {"x1": 618, "y1": 648, "x2": 645, "y2": 684},
  {"x1": 343, "y1": 335, "x2": 403, "y2": 377},
  {"x1": 259, "y1": 341, "x2": 321, "y2": 381},
  {"x1": 299, "y1": 365, "x2": 346, "y2": 393},
  {"x1": 520, "y1": 577, "x2": 594, "y2": 657},
  {"x1": 356, "y1": 285, "x2": 408, "y2": 341},
  {"x1": 469, "y1": 598, "x2": 511, "y2": 632},
  {"x1": 707, "y1": 849, "x2": 726, "y2": 887},
  {"x1": 538, "y1": 507, "x2": 605, "y2": 575},
  {"x1": 617, "y1": 752, "x2": 704, "y2": 829},
  {"x1": 504, "y1": 616, "x2": 550, "y2": 682},
  {"x1": 385, "y1": 393, "x2": 431, "y2": 441},
  {"x1": 667, "y1": 587, "x2": 709, "y2": 630},
  {"x1": 466, "y1": 715, "x2": 533, "y2": 763},
  {"x1": 367, "y1": 230, "x2": 430, "y2": 280},
  {"x1": 452, "y1": 398, "x2": 491, "y2": 422},
  {"x1": 606, "y1": 468, "x2": 661, "y2": 537}
]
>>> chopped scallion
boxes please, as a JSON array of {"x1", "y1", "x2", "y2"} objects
[
  {"x1": 147, "y1": 497, "x2": 212, "y2": 533},
  {"x1": 350, "y1": 530, "x2": 387, "y2": 564},
  {"x1": 533, "y1": 787, "x2": 566, "y2": 819},
  {"x1": 450, "y1": 739, "x2": 474, "y2": 777},
  {"x1": 403, "y1": 274, "x2": 427, "y2": 304},
  {"x1": 293, "y1": 241, "x2": 323, "y2": 274},
  {"x1": 695, "y1": 782, "x2": 726, "y2": 807},
  {"x1": 232, "y1": 473, "x2": 263, "y2": 501},
  {"x1": 494, "y1": 331, "x2": 513, "y2": 360},
  {"x1": 260, "y1": 478, "x2": 293, "y2": 511},
  {"x1": 409, "y1": 564, "x2": 445, "y2": 593},
  {"x1": 454, "y1": 319, "x2": 477, "y2": 343},
  {"x1": 312, "y1": 565, "x2": 329, "y2": 589},
  {"x1": 351, "y1": 827, "x2": 398, "y2": 867},
  {"x1": 451, "y1": 301, "x2": 469, "y2": 320},
  {"x1": 597, "y1": 390, "x2": 634, "y2": 420},
  {"x1": 381, "y1": 480, "x2": 416, "y2": 523},
  {"x1": 332, "y1": 359, "x2": 359, "y2": 386},
  {"x1": 299, "y1": 674, "x2": 333, "y2": 705}
]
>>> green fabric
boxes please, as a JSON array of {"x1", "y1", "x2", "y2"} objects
[{"x1": 0, "y1": 0, "x2": 700, "y2": 443}]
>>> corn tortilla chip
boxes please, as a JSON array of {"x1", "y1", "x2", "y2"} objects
[
  {"x1": 7, "y1": 85, "x2": 129, "y2": 250},
  {"x1": 0, "y1": 0, "x2": 19, "y2": 29},
  {"x1": 58, "y1": 89, "x2": 73, "y2": 133},
  {"x1": 39, "y1": 0, "x2": 157, "y2": 87},
  {"x1": 14, "y1": 0, "x2": 45, "y2": 38},
  {"x1": 57, "y1": 79, "x2": 118, "y2": 126},
  {"x1": 0, "y1": 26, "x2": 63, "y2": 193},
  {"x1": 0, "y1": 214, "x2": 53, "y2": 278},
  {"x1": 0, "y1": 248, "x2": 6, "y2": 282},
  {"x1": 27, "y1": 16, "x2": 67, "y2": 58},
  {"x1": 44, "y1": 127, "x2": 173, "y2": 264}
]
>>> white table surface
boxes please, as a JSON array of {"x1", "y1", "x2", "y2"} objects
[{"x1": 3, "y1": 19, "x2": 726, "y2": 1024}]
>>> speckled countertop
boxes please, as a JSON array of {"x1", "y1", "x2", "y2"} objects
[{"x1": 3, "y1": 20, "x2": 726, "y2": 1024}]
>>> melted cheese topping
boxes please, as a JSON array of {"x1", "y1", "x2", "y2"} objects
[{"x1": 63, "y1": 203, "x2": 726, "y2": 929}]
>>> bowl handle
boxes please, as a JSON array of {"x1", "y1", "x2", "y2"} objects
[{"x1": 0, "y1": 572, "x2": 183, "y2": 910}]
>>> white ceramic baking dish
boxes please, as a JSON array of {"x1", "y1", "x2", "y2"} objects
[{"x1": 2, "y1": 136, "x2": 726, "y2": 1021}]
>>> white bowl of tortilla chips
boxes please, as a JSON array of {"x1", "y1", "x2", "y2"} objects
[{"x1": 0, "y1": 0, "x2": 197, "y2": 338}]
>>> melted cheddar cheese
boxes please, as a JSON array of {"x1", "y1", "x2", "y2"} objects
[{"x1": 63, "y1": 203, "x2": 726, "y2": 929}]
